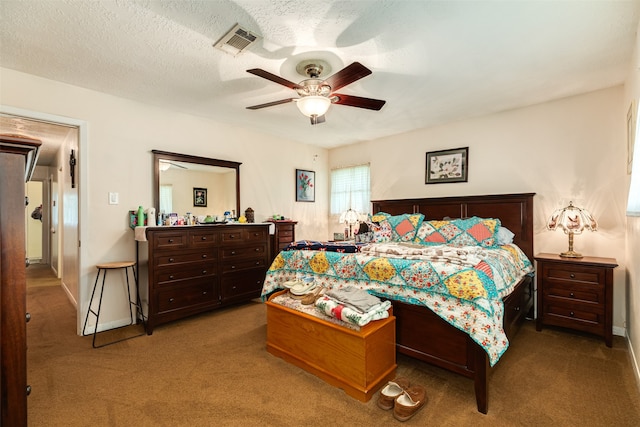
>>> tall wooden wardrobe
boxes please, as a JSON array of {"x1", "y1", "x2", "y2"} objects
[{"x1": 0, "y1": 135, "x2": 41, "y2": 427}]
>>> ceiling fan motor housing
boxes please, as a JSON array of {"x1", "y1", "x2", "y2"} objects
[{"x1": 296, "y1": 79, "x2": 331, "y2": 97}]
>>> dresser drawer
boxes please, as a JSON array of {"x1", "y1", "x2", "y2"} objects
[
  {"x1": 221, "y1": 244, "x2": 267, "y2": 260},
  {"x1": 156, "y1": 263, "x2": 216, "y2": 284},
  {"x1": 189, "y1": 230, "x2": 218, "y2": 247},
  {"x1": 222, "y1": 258, "x2": 267, "y2": 274},
  {"x1": 220, "y1": 269, "x2": 266, "y2": 300},
  {"x1": 152, "y1": 232, "x2": 187, "y2": 250},
  {"x1": 246, "y1": 227, "x2": 269, "y2": 242},
  {"x1": 155, "y1": 250, "x2": 216, "y2": 267},
  {"x1": 156, "y1": 281, "x2": 217, "y2": 313},
  {"x1": 544, "y1": 265, "x2": 602, "y2": 285}
]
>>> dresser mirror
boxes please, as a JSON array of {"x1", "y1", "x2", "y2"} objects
[{"x1": 153, "y1": 150, "x2": 241, "y2": 221}]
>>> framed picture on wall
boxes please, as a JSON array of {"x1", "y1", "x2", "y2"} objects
[
  {"x1": 295, "y1": 169, "x2": 315, "y2": 202},
  {"x1": 193, "y1": 187, "x2": 207, "y2": 207},
  {"x1": 425, "y1": 147, "x2": 468, "y2": 184}
]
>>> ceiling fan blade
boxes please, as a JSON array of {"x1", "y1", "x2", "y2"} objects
[
  {"x1": 246, "y1": 98, "x2": 296, "y2": 110},
  {"x1": 310, "y1": 115, "x2": 326, "y2": 125},
  {"x1": 170, "y1": 162, "x2": 187, "y2": 169},
  {"x1": 325, "y1": 62, "x2": 372, "y2": 91},
  {"x1": 332, "y1": 94, "x2": 386, "y2": 111},
  {"x1": 247, "y1": 69, "x2": 302, "y2": 90}
]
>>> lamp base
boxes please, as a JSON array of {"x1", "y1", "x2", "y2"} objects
[{"x1": 560, "y1": 250, "x2": 583, "y2": 258}]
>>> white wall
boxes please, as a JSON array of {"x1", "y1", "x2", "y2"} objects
[
  {"x1": 623, "y1": 20, "x2": 640, "y2": 388},
  {"x1": 0, "y1": 67, "x2": 329, "y2": 331},
  {"x1": 330, "y1": 86, "x2": 628, "y2": 335}
]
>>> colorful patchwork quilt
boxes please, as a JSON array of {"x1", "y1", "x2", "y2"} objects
[{"x1": 262, "y1": 242, "x2": 533, "y2": 366}]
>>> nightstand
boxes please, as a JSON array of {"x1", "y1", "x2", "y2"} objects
[{"x1": 535, "y1": 253, "x2": 618, "y2": 347}]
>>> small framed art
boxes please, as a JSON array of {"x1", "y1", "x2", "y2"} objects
[
  {"x1": 425, "y1": 147, "x2": 468, "y2": 184},
  {"x1": 193, "y1": 187, "x2": 207, "y2": 207},
  {"x1": 296, "y1": 169, "x2": 315, "y2": 202}
]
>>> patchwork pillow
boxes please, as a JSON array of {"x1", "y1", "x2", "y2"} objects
[
  {"x1": 370, "y1": 220, "x2": 392, "y2": 242},
  {"x1": 414, "y1": 216, "x2": 501, "y2": 247},
  {"x1": 383, "y1": 213, "x2": 425, "y2": 242}
]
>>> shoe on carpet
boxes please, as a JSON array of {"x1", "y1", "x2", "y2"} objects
[
  {"x1": 376, "y1": 377, "x2": 410, "y2": 410},
  {"x1": 393, "y1": 385, "x2": 427, "y2": 422}
]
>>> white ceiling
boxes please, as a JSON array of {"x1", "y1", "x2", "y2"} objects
[{"x1": 1, "y1": 0, "x2": 639, "y2": 164}]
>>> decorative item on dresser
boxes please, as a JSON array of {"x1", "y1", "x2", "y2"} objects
[
  {"x1": 0, "y1": 134, "x2": 41, "y2": 427},
  {"x1": 266, "y1": 219, "x2": 297, "y2": 262},
  {"x1": 535, "y1": 253, "x2": 618, "y2": 347},
  {"x1": 144, "y1": 224, "x2": 270, "y2": 334}
]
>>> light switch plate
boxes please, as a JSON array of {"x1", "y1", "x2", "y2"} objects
[{"x1": 108, "y1": 192, "x2": 119, "y2": 205}]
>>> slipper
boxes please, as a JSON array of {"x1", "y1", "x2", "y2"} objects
[
  {"x1": 393, "y1": 385, "x2": 427, "y2": 422},
  {"x1": 301, "y1": 286, "x2": 324, "y2": 305},
  {"x1": 376, "y1": 377, "x2": 410, "y2": 410}
]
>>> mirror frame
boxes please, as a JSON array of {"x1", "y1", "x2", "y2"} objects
[{"x1": 152, "y1": 150, "x2": 241, "y2": 220}]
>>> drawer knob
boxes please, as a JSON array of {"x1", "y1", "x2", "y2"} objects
[
  {"x1": 202, "y1": 291, "x2": 207, "y2": 295},
  {"x1": 201, "y1": 236, "x2": 207, "y2": 241},
  {"x1": 514, "y1": 306, "x2": 520, "y2": 312},
  {"x1": 168, "y1": 239, "x2": 174, "y2": 243},
  {"x1": 168, "y1": 258, "x2": 174, "y2": 263},
  {"x1": 169, "y1": 298, "x2": 174, "y2": 303},
  {"x1": 570, "y1": 273, "x2": 575, "y2": 279},
  {"x1": 26, "y1": 312, "x2": 31, "y2": 323},
  {"x1": 232, "y1": 286, "x2": 237, "y2": 290},
  {"x1": 255, "y1": 248, "x2": 260, "y2": 252},
  {"x1": 255, "y1": 261, "x2": 260, "y2": 265},
  {"x1": 569, "y1": 311, "x2": 575, "y2": 317},
  {"x1": 169, "y1": 275, "x2": 175, "y2": 280},
  {"x1": 231, "y1": 265, "x2": 236, "y2": 269},
  {"x1": 570, "y1": 292, "x2": 575, "y2": 298},
  {"x1": 202, "y1": 254, "x2": 207, "y2": 259},
  {"x1": 231, "y1": 251, "x2": 236, "y2": 255},
  {"x1": 202, "y1": 270, "x2": 207, "y2": 274}
]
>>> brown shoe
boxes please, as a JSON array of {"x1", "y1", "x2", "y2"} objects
[
  {"x1": 393, "y1": 385, "x2": 427, "y2": 421},
  {"x1": 376, "y1": 377, "x2": 410, "y2": 410}
]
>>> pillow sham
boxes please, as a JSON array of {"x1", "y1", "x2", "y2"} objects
[
  {"x1": 414, "y1": 216, "x2": 501, "y2": 247},
  {"x1": 383, "y1": 213, "x2": 425, "y2": 242}
]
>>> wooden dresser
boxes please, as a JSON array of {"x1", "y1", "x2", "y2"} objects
[
  {"x1": 145, "y1": 224, "x2": 270, "y2": 334},
  {"x1": 1, "y1": 135, "x2": 41, "y2": 427},
  {"x1": 535, "y1": 253, "x2": 618, "y2": 346},
  {"x1": 267, "y1": 220, "x2": 297, "y2": 262}
]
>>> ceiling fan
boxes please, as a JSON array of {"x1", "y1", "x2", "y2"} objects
[
  {"x1": 246, "y1": 61, "x2": 386, "y2": 125},
  {"x1": 159, "y1": 159, "x2": 188, "y2": 172}
]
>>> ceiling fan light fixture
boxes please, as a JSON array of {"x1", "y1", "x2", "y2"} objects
[
  {"x1": 296, "y1": 96, "x2": 331, "y2": 118},
  {"x1": 159, "y1": 160, "x2": 171, "y2": 172}
]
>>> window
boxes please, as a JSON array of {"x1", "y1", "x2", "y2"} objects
[
  {"x1": 330, "y1": 164, "x2": 370, "y2": 215},
  {"x1": 159, "y1": 184, "x2": 173, "y2": 214}
]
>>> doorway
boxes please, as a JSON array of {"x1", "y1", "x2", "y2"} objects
[{"x1": 0, "y1": 106, "x2": 86, "y2": 333}]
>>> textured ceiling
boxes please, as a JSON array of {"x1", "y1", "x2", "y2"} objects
[{"x1": 1, "y1": 0, "x2": 639, "y2": 164}]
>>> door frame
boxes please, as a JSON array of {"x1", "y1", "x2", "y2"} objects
[{"x1": 1, "y1": 105, "x2": 88, "y2": 334}]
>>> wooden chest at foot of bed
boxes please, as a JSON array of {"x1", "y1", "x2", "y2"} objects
[{"x1": 266, "y1": 291, "x2": 397, "y2": 402}]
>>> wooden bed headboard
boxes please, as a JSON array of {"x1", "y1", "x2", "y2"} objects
[{"x1": 371, "y1": 193, "x2": 535, "y2": 261}]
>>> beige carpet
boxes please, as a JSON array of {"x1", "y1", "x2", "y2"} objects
[{"x1": 26, "y1": 266, "x2": 640, "y2": 426}]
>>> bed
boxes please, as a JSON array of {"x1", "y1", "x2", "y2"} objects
[{"x1": 262, "y1": 193, "x2": 535, "y2": 413}]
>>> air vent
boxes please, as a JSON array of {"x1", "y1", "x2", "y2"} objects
[{"x1": 214, "y1": 24, "x2": 260, "y2": 56}]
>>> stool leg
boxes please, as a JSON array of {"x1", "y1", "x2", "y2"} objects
[
  {"x1": 82, "y1": 268, "x2": 103, "y2": 337},
  {"x1": 91, "y1": 269, "x2": 109, "y2": 348},
  {"x1": 124, "y1": 266, "x2": 135, "y2": 326}
]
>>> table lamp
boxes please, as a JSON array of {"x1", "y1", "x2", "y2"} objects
[{"x1": 546, "y1": 201, "x2": 597, "y2": 258}]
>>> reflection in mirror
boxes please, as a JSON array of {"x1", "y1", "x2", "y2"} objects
[{"x1": 152, "y1": 150, "x2": 241, "y2": 222}]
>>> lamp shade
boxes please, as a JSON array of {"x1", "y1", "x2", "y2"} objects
[
  {"x1": 547, "y1": 201, "x2": 597, "y2": 257},
  {"x1": 339, "y1": 208, "x2": 359, "y2": 225},
  {"x1": 296, "y1": 96, "x2": 331, "y2": 118}
]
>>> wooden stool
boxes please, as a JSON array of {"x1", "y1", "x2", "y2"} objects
[{"x1": 82, "y1": 261, "x2": 145, "y2": 348}]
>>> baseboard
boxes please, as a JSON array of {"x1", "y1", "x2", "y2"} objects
[{"x1": 627, "y1": 329, "x2": 640, "y2": 395}]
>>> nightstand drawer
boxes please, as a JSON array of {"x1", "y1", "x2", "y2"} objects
[
  {"x1": 545, "y1": 283, "x2": 603, "y2": 304},
  {"x1": 545, "y1": 266, "x2": 601, "y2": 284}
]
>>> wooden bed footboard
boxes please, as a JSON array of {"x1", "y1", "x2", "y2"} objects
[{"x1": 372, "y1": 193, "x2": 535, "y2": 413}]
